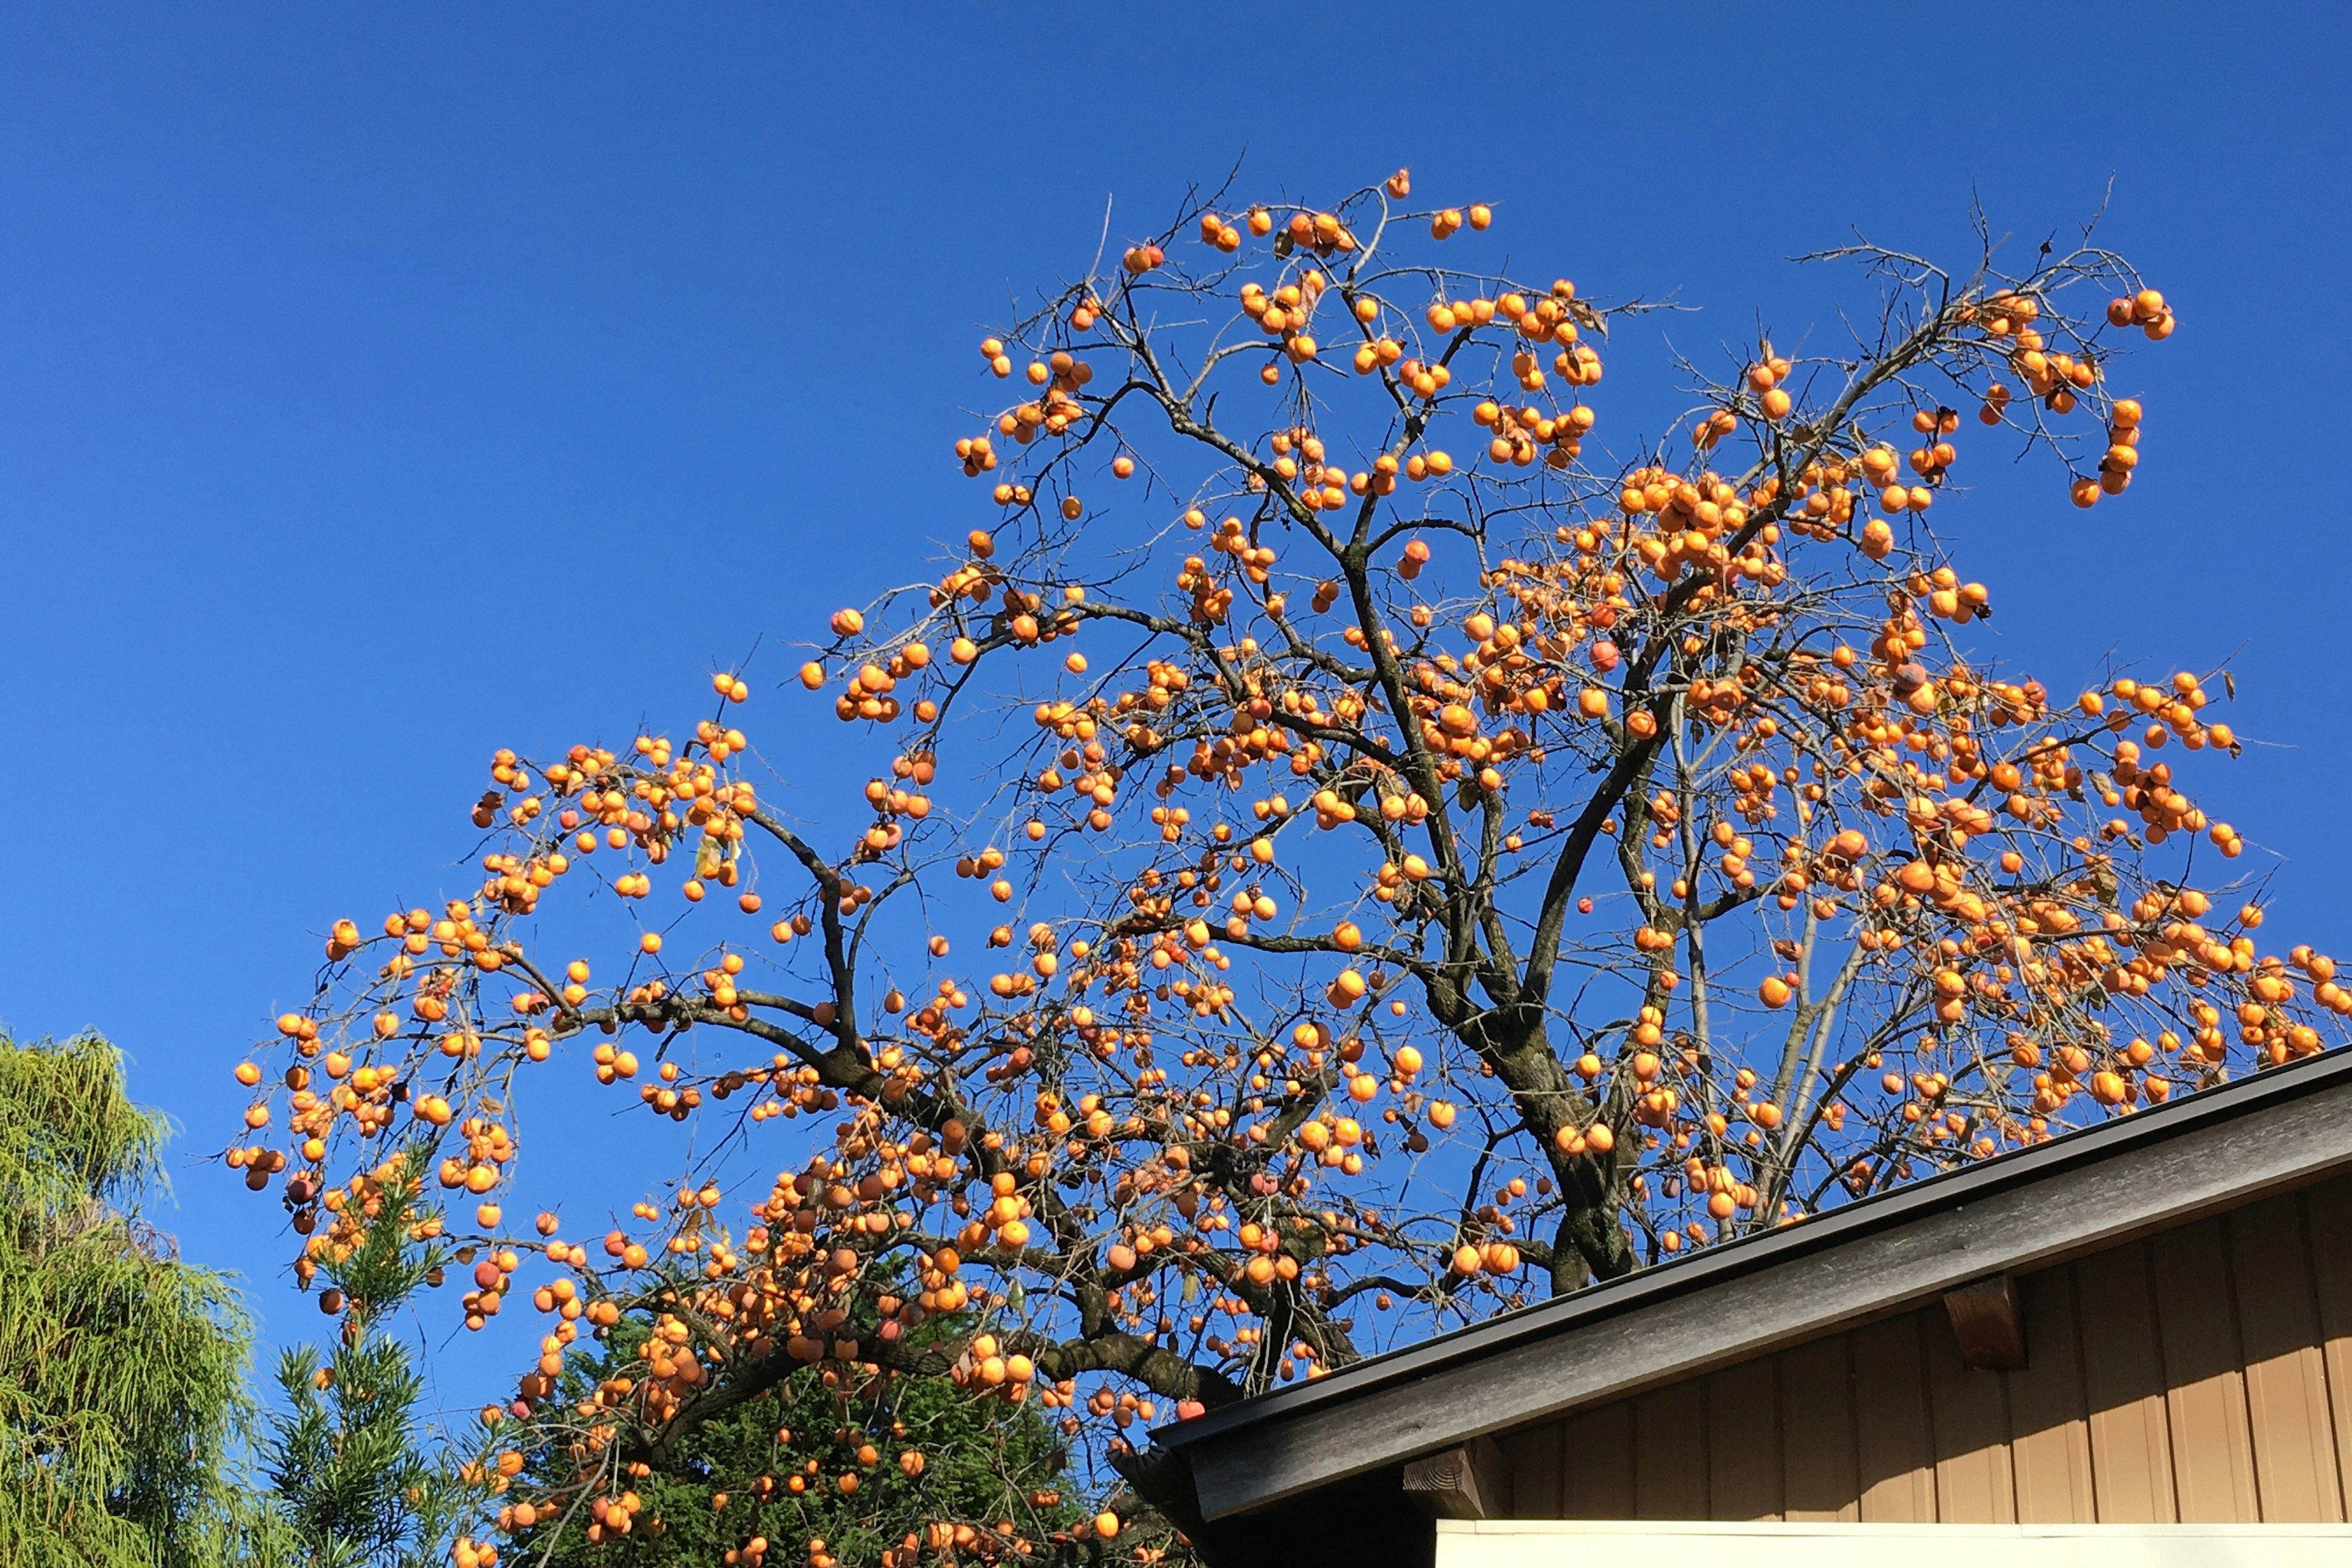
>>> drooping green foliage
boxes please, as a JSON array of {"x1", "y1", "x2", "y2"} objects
[
  {"x1": 0, "y1": 1031, "x2": 255, "y2": 1568},
  {"x1": 507, "y1": 1311, "x2": 1085, "y2": 1568},
  {"x1": 254, "y1": 1152, "x2": 481, "y2": 1568}
]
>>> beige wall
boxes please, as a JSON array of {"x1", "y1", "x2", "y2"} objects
[
  {"x1": 1436, "y1": 1521, "x2": 2352, "y2": 1568},
  {"x1": 1493, "y1": 1172, "x2": 2352, "y2": 1524}
]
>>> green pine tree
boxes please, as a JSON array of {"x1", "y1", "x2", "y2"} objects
[
  {"x1": 0, "y1": 1031, "x2": 257, "y2": 1568},
  {"x1": 252, "y1": 1151, "x2": 484, "y2": 1568},
  {"x1": 505, "y1": 1310, "x2": 1087, "y2": 1568}
]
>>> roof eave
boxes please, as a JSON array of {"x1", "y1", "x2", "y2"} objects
[{"x1": 1150, "y1": 1047, "x2": 2352, "y2": 1521}]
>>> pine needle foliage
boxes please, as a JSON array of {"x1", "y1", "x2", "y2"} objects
[
  {"x1": 255, "y1": 1152, "x2": 481, "y2": 1568},
  {"x1": 0, "y1": 1031, "x2": 255, "y2": 1568},
  {"x1": 508, "y1": 1310, "x2": 1084, "y2": 1568}
]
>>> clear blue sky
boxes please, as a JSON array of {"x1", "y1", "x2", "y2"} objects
[{"x1": 3, "y1": 4, "x2": 2345, "y2": 1411}]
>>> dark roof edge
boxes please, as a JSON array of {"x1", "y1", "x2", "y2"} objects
[{"x1": 1154, "y1": 1046, "x2": 2352, "y2": 1453}]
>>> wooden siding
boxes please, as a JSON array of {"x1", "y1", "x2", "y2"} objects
[{"x1": 1494, "y1": 1174, "x2": 2352, "y2": 1525}]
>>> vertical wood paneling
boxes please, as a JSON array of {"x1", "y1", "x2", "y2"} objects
[
  {"x1": 2303, "y1": 1178, "x2": 2352, "y2": 1515},
  {"x1": 1497, "y1": 1422, "x2": 1561, "y2": 1518},
  {"x1": 1632, "y1": 1379, "x2": 1708, "y2": 1518},
  {"x1": 2151, "y1": 1218, "x2": 2261, "y2": 1521},
  {"x1": 1492, "y1": 1177, "x2": 2352, "y2": 1528},
  {"x1": 1705, "y1": 1359, "x2": 1781, "y2": 1520},
  {"x1": 1924, "y1": 1303, "x2": 2016, "y2": 1521},
  {"x1": 1851, "y1": 1311, "x2": 1938, "y2": 1521},
  {"x1": 2005, "y1": 1265, "x2": 2096, "y2": 1523},
  {"x1": 1778, "y1": 1335, "x2": 1860, "y2": 1521},
  {"x1": 2228, "y1": 1195, "x2": 2343, "y2": 1520},
  {"x1": 2075, "y1": 1241, "x2": 2177, "y2": 1521},
  {"x1": 1556, "y1": 1401, "x2": 1633, "y2": 1519}
]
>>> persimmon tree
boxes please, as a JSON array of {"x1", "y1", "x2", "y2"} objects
[{"x1": 233, "y1": 168, "x2": 2349, "y2": 1564}]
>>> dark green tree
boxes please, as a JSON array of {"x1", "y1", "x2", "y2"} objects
[
  {"x1": 503, "y1": 1308, "x2": 1091, "y2": 1568},
  {"x1": 0, "y1": 1031, "x2": 255, "y2": 1568},
  {"x1": 254, "y1": 1151, "x2": 484, "y2": 1568}
]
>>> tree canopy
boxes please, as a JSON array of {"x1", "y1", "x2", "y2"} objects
[
  {"x1": 228, "y1": 167, "x2": 2348, "y2": 1564},
  {"x1": 2, "y1": 1032, "x2": 254, "y2": 1568}
]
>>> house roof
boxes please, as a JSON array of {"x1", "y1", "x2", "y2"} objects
[{"x1": 1142, "y1": 1047, "x2": 2352, "y2": 1525}]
